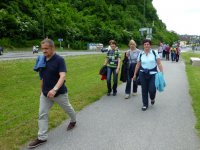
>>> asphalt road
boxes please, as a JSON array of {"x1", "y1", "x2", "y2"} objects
[
  {"x1": 22, "y1": 58, "x2": 200, "y2": 150},
  {"x1": 0, "y1": 46, "x2": 198, "y2": 61},
  {"x1": 0, "y1": 51, "x2": 102, "y2": 61}
]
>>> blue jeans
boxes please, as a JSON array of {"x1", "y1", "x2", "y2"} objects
[
  {"x1": 107, "y1": 67, "x2": 118, "y2": 93},
  {"x1": 139, "y1": 72, "x2": 156, "y2": 107},
  {"x1": 125, "y1": 65, "x2": 138, "y2": 94},
  {"x1": 171, "y1": 52, "x2": 176, "y2": 61},
  {"x1": 176, "y1": 54, "x2": 179, "y2": 62}
]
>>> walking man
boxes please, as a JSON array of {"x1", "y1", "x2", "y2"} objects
[{"x1": 28, "y1": 39, "x2": 76, "y2": 149}]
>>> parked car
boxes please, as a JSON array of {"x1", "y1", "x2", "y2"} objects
[
  {"x1": 101, "y1": 47, "x2": 109, "y2": 53},
  {"x1": 0, "y1": 46, "x2": 3, "y2": 55},
  {"x1": 32, "y1": 45, "x2": 39, "y2": 54},
  {"x1": 100, "y1": 45, "x2": 114, "y2": 53},
  {"x1": 101, "y1": 45, "x2": 112, "y2": 53}
]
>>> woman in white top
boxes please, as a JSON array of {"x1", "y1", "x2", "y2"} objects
[{"x1": 133, "y1": 39, "x2": 163, "y2": 111}]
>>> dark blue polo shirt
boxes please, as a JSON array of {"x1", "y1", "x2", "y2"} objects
[{"x1": 41, "y1": 53, "x2": 67, "y2": 96}]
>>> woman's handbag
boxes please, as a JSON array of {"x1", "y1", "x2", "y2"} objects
[
  {"x1": 99, "y1": 65, "x2": 107, "y2": 80},
  {"x1": 99, "y1": 65, "x2": 107, "y2": 75},
  {"x1": 136, "y1": 76, "x2": 141, "y2": 85}
]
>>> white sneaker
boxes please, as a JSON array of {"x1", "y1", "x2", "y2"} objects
[
  {"x1": 132, "y1": 92, "x2": 137, "y2": 96},
  {"x1": 124, "y1": 94, "x2": 130, "y2": 99}
]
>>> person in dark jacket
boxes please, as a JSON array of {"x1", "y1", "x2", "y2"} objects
[
  {"x1": 175, "y1": 43, "x2": 181, "y2": 62},
  {"x1": 124, "y1": 40, "x2": 141, "y2": 99},
  {"x1": 120, "y1": 52, "x2": 128, "y2": 82},
  {"x1": 99, "y1": 65, "x2": 107, "y2": 80}
]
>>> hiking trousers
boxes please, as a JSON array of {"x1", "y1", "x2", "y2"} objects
[
  {"x1": 38, "y1": 93, "x2": 76, "y2": 140},
  {"x1": 139, "y1": 72, "x2": 156, "y2": 107}
]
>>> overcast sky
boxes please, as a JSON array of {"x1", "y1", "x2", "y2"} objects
[{"x1": 152, "y1": 0, "x2": 200, "y2": 35}]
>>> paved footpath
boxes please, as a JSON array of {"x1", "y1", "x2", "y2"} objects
[{"x1": 23, "y1": 59, "x2": 200, "y2": 150}]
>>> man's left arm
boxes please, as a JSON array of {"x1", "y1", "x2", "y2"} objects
[
  {"x1": 53, "y1": 72, "x2": 66, "y2": 91},
  {"x1": 47, "y1": 72, "x2": 66, "y2": 98},
  {"x1": 54, "y1": 57, "x2": 67, "y2": 91}
]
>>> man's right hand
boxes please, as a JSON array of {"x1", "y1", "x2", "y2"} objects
[{"x1": 47, "y1": 89, "x2": 56, "y2": 99}]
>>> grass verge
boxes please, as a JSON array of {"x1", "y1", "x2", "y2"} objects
[
  {"x1": 181, "y1": 52, "x2": 200, "y2": 134},
  {"x1": 0, "y1": 54, "x2": 107, "y2": 150}
]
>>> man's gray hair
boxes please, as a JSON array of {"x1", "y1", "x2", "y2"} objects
[{"x1": 41, "y1": 38, "x2": 55, "y2": 47}]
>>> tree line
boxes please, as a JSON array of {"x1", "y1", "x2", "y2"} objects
[{"x1": 0, "y1": 0, "x2": 179, "y2": 49}]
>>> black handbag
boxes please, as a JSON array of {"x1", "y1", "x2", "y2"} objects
[
  {"x1": 99, "y1": 65, "x2": 107, "y2": 76},
  {"x1": 136, "y1": 76, "x2": 141, "y2": 85}
]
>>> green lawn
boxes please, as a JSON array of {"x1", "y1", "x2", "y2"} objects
[
  {"x1": 181, "y1": 52, "x2": 200, "y2": 134},
  {"x1": 0, "y1": 54, "x2": 107, "y2": 150},
  {"x1": 1, "y1": 52, "x2": 200, "y2": 149}
]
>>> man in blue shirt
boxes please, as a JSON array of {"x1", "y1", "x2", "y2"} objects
[{"x1": 28, "y1": 39, "x2": 76, "y2": 149}]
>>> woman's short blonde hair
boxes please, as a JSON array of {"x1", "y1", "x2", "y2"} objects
[{"x1": 129, "y1": 40, "x2": 136, "y2": 47}]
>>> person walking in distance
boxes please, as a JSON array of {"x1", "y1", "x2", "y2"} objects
[
  {"x1": 165, "y1": 44, "x2": 170, "y2": 61},
  {"x1": 171, "y1": 45, "x2": 176, "y2": 62},
  {"x1": 28, "y1": 39, "x2": 76, "y2": 149},
  {"x1": 175, "y1": 43, "x2": 181, "y2": 62},
  {"x1": 124, "y1": 40, "x2": 141, "y2": 99},
  {"x1": 103, "y1": 40, "x2": 121, "y2": 96},
  {"x1": 158, "y1": 42, "x2": 163, "y2": 59},
  {"x1": 133, "y1": 39, "x2": 163, "y2": 111}
]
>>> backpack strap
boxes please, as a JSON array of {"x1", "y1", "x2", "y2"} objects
[
  {"x1": 139, "y1": 50, "x2": 157, "y2": 62},
  {"x1": 139, "y1": 50, "x2": 158, "y2": 73},
  {"x1": 152, "y1": 50, "x2": 157, "y2": 62}
]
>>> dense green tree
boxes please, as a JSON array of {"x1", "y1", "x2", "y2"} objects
[{"x1": 0, "y1": 0, "x2": 179, "y2": 49}]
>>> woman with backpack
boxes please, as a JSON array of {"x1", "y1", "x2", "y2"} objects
[
  {"x1": 133, "y1": 39, "x2": 163, "y2": 111},
  {"x1": 124, "y1": 40, "x2": 141, "y2": 99}
]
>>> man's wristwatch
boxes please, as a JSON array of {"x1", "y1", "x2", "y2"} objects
[{"x1": 53, "y1": 87, "x2": 58, "y2": 92}]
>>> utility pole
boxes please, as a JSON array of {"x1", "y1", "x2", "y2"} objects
[
  {"x1": 41, "y1": 2, "x2": 45, "y2": 38},
  {"x1": 143, "y1": 0, "x2": 146, "y2": 26},
  {"x1": 42, "y1": 6, "x2": 45, "y2": 38}
]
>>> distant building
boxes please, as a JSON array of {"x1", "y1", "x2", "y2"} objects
[{"x1": 179, "y1": 41, "x2": 187, "y2": 47}]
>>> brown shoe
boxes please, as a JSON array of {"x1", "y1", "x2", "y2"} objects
[
  {"x1": 28, "y1": 139, "x2": 47, "y2": 149},
  {"x1": 67, "y1": 122, "x2": 76, "y2": 131}
]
